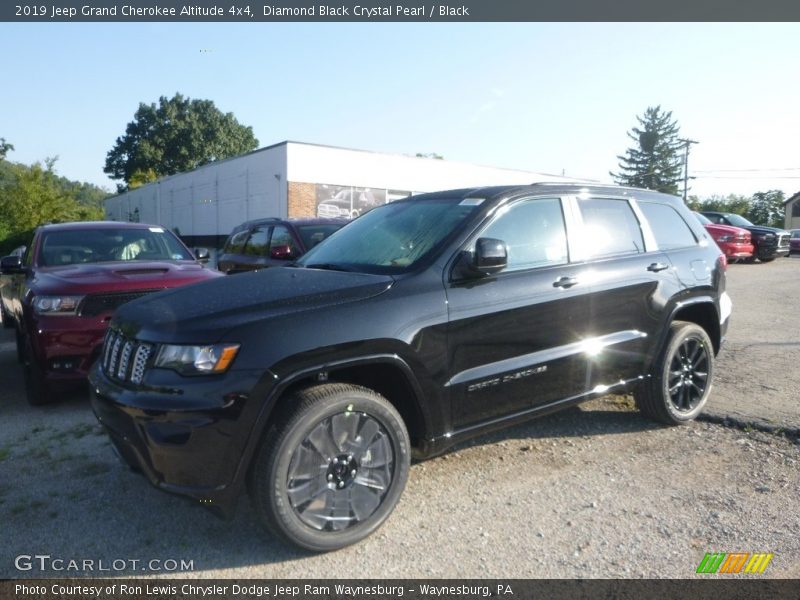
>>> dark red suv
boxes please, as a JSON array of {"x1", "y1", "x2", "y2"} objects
[
  {"x1": 217, "y1": 217, "x2": 346, "y2": 274},
  {"x1": 0, "y1": 221, "x2": 222, "y2": 404}
]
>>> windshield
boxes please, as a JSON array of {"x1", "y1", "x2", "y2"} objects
[
  {"x1": 297, "y1": 197, "x2": 482, "y2": 273},
  {"x1": 296, "y1": 224, "x2": 345, "y2": 250},
  {"x1": 693, "y1": 212, "x2": 712, "y2": 225},
  {"x1": 37, "y1": 227, "x2": 194, "y2": 267},
  {"x1": 724, "y1": 214, "x2": 754, "y2": 228}
]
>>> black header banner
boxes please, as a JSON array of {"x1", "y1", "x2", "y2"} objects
[
  {"x1": 3, "y1": 0, "x2": 800, "y2": 22},
  {"x1": 3, "y1": 579, "x2": 800, "y2": 600}
]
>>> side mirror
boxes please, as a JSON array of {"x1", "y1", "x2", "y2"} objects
[
  {"x1": 193, "y1": 247, "x2": 210, "y2": 263},
  {"x1": 473, "y1": 238, "x2": 507, "y2": 275},
  {"x1": 1, "y1": 255, "x2": 25, "y2": 274},
  {"x1": 455, "y1": 238, "x2": 508, "y2": 279},
  {"x1": 270, "y1": 244, "x2": 296, "y2": 260}
]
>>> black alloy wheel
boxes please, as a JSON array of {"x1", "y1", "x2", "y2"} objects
[
  {"x1": 249, "y1": 383, "x2": 410, "y2": 551},
  {"x1": 635, "y1": 321, "x2": 714, "y2": 425}
]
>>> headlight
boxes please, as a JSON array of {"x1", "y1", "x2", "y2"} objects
[
  {"x1": 717, "y1": 235, "x2": 732, "y2": 242},
  {"x1": 32, "y1": 295, "x2": 84, "y2": 315},
  {"x1": 154, "y1": 343, "x2": 240, "y2": 375}
]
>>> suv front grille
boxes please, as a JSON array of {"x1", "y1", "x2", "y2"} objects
[
  {"x1": 102, "y1": 329, "x2": 153, "y2": 385},
  {"x1": 79, "y1": 291, "x2": 159, "y2": 317}
]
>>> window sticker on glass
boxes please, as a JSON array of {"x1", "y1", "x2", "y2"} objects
[
  {"x1": 149, "y1": 227, "x2": 165, "y2": 233},
  {"x1": 459, "y1": 198, "x2": 485, "y2": 206}
]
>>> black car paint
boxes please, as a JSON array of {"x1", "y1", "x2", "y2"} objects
[{"x1": 90, "y1": 184, "x2": 729, "y2": 517}]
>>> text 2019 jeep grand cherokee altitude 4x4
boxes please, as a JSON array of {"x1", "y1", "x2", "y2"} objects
[{"x1": 90, "y1": 184, "x2": 731, "y2": 551}]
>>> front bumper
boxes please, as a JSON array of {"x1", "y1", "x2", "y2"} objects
[
  {"x1": 89, "y1": 362, "x2": 269, "y2": 516},
  {"x1": 28, "y1": 314, "x2": 109, "y2": 382}
]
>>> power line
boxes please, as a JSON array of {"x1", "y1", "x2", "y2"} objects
[{"x1": 694, "y1": 167, "x2": 800, "y2": 173}]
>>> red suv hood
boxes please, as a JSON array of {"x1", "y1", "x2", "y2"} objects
[
  {"x1": 33, "y1": 261, "x2": 222, "y2": 295},
  {"x1": 703, "y1": 223, "x2": 750, "y2": 239}
]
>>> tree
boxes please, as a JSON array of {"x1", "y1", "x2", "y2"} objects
[
  {"x1": 0, "y1": 159, "x2": 104, "y2": 251},
  {"x1": 611, "y1": 106, "x2": 684, "y2": 195},
  {"x1": 0, "y1": 138, "x2": 13, "y2": 161},
  {"x1": 104, "y1": 93, "x2": 258, "y2": 189},
  {"x1": 747, "y1": 190, "x2": 785, "y2": 228},
  {"x1": 415, "y1": 152, "x2": 444, "y2": 159}
]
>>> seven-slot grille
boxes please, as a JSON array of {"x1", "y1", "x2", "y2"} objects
[{"x1": 102, "y1": 329, "x2": 153, "y2": 385}]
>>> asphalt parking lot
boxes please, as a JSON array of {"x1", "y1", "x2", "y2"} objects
[{"x1": 0, "y1": 258, "x2": 798, "y2": 578}]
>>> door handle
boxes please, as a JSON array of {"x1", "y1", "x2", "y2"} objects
[
  {"x1": 647, "y1": 262, "x2": 670, "y2": 272},
  {"x1": 553, "y1": 276, "x2": 579, "y2": 288}
]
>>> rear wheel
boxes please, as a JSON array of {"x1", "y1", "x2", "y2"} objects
[
  {"x1": 635, "y1": 321, "x2": 714, "y2": 425},
  {"x1": 249, "y1": 383, "x2": 410, "y2": 551}
]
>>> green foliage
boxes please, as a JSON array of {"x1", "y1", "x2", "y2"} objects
[
  {"x1": 104, "y1": 93, "x2": 259, "y2": 189},
  {"x1": 0, "y1": 159, "x2": 106, "y2": 254},
  {"x1": 415, "y1": 152, "x2": 444, "y2": 159},
  {"x1": 747, "y1": 190, "x2": 785, "y2": 228},
  {"x1": 689, "y1": 190, "x2": 786, "y2": 228},
  {"x1": 612, "y1": 106, "x2": 684, "y2": 195},
  {"x1": 0, "y1": 138, "x2": 13, "y2": 161}
]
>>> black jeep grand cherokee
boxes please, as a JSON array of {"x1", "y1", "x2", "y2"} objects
[{"x1": 90, "y1": 184, "x2": 731, "y2": 551}]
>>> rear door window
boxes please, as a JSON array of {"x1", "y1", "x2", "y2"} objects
[
  {"x1": 243, "y1": 226, "x2": 270, "y2": 256},
  {"x1": 638, "y1": 203, "x2": 698, "y2": 250},
  {"x1": 578, "y1": 198, "x2": 644, "y2": 258}
]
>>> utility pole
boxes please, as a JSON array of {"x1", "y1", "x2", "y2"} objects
[{"x1": 680, "y1": 138, "x2": 699, "y2": 203}]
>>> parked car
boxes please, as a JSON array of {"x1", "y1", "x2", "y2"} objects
[
  {"x1": 0, "y1": 222, "x2": 222, "y2": 405},
  {"x1": 699, "y1": 212, "x2": 790, "y2": 262},
  {"x1": 693, "y1": 212, "x2": 754, "y2": 262},
  {"x1": 217, "y1": 218, "x2": 346, "y2": 274},
  {"x1": 789, "y1": 229, "x2": 800, "y2": 255},
  {"x1": 91, "y1": 184, "x2": 730, "y2": 551}
]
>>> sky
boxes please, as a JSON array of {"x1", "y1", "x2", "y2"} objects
[{"x1": 1, "y1": 22, "x2": 799, "y2": 199}]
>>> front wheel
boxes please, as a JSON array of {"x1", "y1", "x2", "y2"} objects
[
  {"x1": 635, "y1": 321, "x2": 714, "y2": 425},
  {"x1": 23, "y1": 341, "x2": 52, "y2": 406},
  {"x1": 249, "y1": 383, "x2": 410, "y2": 551}
]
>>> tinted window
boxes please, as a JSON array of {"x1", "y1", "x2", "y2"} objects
[
  {"x1": 480, "y1": 197, "x2": 567, "y2": 271},
  {"x1": 269, "y1": 225, "x2": 298, "y2": 253},
  {"x1": 38, "y1": 227, "x2": 193, "y2": 266},
  {"x1": 639, "y1": 203, "x2": 698, "y2": 250},
  {"x1": 578, "y1": 198, "x2": 644, "y2": 258},
  {"x1": 243, "y1": 226, "x2": 269, "y2": 256},
  {"x1": 224, "y1": 230, "x2": 249, "y2": 254}
]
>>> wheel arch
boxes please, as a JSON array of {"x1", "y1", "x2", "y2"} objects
[{"x1": 669, "y1": 299, "x2": 721, "y2": 355}]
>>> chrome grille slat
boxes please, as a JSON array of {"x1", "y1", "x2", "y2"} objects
[
  {"x1": 102, "y1": 329, "x2": 152, "y2": 385},
  {"x1": 131, "y1": 344, "x2": 152, "y2": 385}
]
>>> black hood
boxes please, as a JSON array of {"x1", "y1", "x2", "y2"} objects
[
  {"x1": 741, "y1": 225, "x2": 789, "y2": 236},
  {"x1": 111, "y1": 267, "x2": 394, "y2": 343}
]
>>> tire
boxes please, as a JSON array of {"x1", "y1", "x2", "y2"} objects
[
  {"x1": 249, "y1": 383, "x2": 410, "y2": 552},
  {"x1": 635, "y1": 321, "x2": 714, "y2": 425},
  {"x1": 23, "y1": 341, "x2": 52, "y2": 406},
  {"x1": 1, "y1": 304, "x2": 12, "y2": 329},
  {"x1": 759, "y1": 256, "x2": 775, "y2": 263},
  {"x1": 15, "y1": 327, "x2": 25, "y2": 363}
]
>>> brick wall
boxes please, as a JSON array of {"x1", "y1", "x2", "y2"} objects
[{"x1": 288, "y1": 181, "x2": 317, "y2": 218}]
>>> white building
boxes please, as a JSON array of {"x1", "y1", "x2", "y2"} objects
[{"x1": 105, "y1": 141, "x2": 586, "y2": 249}]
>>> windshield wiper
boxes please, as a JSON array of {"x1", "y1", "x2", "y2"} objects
[{"x1": 304, "y1": 263, "x2": 352, "y2": 272}]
